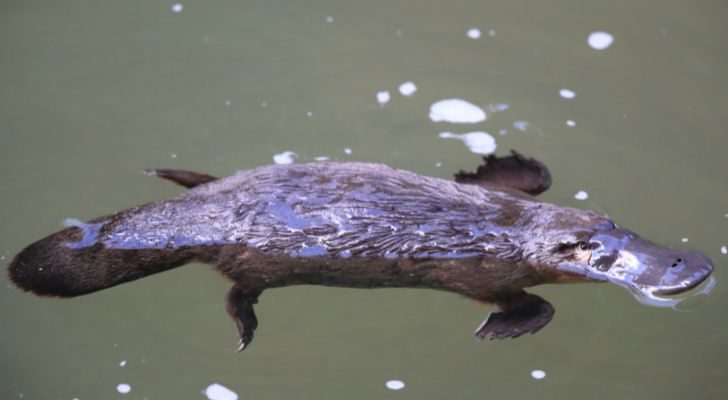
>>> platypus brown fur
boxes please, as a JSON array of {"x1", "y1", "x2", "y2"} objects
[{"x1": 7, "y1": 152, "x2": 713, "y2": 350}]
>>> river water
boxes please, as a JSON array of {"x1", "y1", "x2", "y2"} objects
[{"x1": 1, "y1": 1, "x2": 726, "y2": 399}]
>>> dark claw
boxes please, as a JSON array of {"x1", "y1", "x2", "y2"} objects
[
  {"x1": 474, "y1": 292, "x2": 555, "y2": 340},
  {"x1": 225, "y1": 284, "x2": 261, "y2": 352}
]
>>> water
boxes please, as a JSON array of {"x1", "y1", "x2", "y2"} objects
[{"x1": 1, "y1": 1, "x2": 727, "y2": 399}]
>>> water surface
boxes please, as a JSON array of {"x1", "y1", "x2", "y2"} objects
[{"x1": 1, "y1": 1, "x2": 727, "y2": 399}]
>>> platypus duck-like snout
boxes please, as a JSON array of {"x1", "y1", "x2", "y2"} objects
[{"x1": 585, "y1": 228, "x2": 713, "y2": 298}]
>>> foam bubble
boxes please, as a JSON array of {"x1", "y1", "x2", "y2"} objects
[
  {"x1": 273, "y1": 151, "x2": 296, "y2": 165},
  {"x1": 588, "y1": 31, "x2": 614, "y2": 50},
  {"x1": 721, "y1": 246, "x2": 727, "y2": 254},
  {"x1": 574, "y1": 191, "x2": 589, "y2": 200},
  {"x1": 439, "y1": 131, "x2": 496, "y2": 154},
  {"x1": 399, "y1": 81, "x2": 417, "y2": 96},
  {"x1": 467, "y1": 28, "x2": 481, "y2": 39},
  {"x1": 559, "y1": 89, "x2": 576, "y2": 99},
  {"x1": 566, "y1": 119, "x2": 576, "y2": 127},
  {"x1": 325, "y1": 16, "x2": 334, "y2": 24},
  {"x1": 116, "y1": 384, "x2": 131, "y2": 394},
  {"x1": 204, "y1": 383, "x2": 238, "y2": 400},
  {"x1": 376, "y1": 90, "x2": 391, "y2": 105},
  {"x1": 429, "y1": 99, "x2": 486, "y2": 123},
  {"x1": 385, "y1": 380, "x2": 405, "y2": 390},
  {"x1": 531, "y1": 370, "x2": 546, "y2": 379},
  {"x1": 681, "y1": 237, "x2": 689, "y2": 243},
  {"x1": 344, "y1": 147, "x2": 352, "y2": 155},
  {"x1": 119, "y1": 360, "x2": 127, "y2": 367},
  {"x1": 171, "y1": 3, "x2": 183, "y2": 13}
]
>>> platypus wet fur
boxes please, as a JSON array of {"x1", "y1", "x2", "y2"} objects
[{"x1": 8, "y1": 152, "x2": 714, "y2": 350}]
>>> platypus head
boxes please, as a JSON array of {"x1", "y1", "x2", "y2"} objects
[{"x1": 552, "y1": 221, "x2": 713, "y2": 301}]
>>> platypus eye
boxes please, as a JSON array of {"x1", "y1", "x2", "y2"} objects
[{"x1": 578, "y1": 241, "x2": 589, "y2": 251}]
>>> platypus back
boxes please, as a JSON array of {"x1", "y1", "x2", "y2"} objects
[{"x1": 8, "y1": 223, "x2": 199, "y2": 297}]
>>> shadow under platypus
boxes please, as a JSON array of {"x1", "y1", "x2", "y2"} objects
[{"x1": 8, "y1": 152, "x2": 713, "y2": 350}]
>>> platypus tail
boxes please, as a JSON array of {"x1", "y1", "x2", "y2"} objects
[{"x1": 8, "y1": 225, "x2": 199, "y2": 297}]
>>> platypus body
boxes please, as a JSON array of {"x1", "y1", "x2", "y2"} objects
[{"x1": 8, "y1": 152, "x2": 713, "y2": 350}]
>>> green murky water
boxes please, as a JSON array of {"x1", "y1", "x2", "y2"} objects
[{"x1": 1, "y1": 1, "x2": 727, "y2": 399}]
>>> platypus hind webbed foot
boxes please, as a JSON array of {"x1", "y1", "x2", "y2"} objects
[
  {"x1": 474, "y1": 292, "x2": 554, "y2": 340},
  {"x1": 225, "y1": 284, "x2": 262, "y2": 352}
]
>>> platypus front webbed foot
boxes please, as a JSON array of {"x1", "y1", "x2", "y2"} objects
[
  {"x1": 475, "y1": 291, "x2": 554, "y2": 340},
  {"x1": 225, "y1": 284, "x2": 262, "y2": 352}
]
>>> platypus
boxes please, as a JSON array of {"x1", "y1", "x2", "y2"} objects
[{"x1": 7, "y1": 152, "x2": 713, "y2": 350}]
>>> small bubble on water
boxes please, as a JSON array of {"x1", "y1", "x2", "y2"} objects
[
  {"x1": 385, "y1": 380, "x2": 405, "y2": 390},
  {"x1": 116, "y1": 383, "x2": 131, "y2": 394},
  {"x1": 344, "y1": 147, "x2": 352, "y2": 155},
  {"x1": 681, "y1": 237, "x2": 689, "y2": 243},
  {"x1": 399, "y1": 81, "x2": 417, "y2": 96},
  {"x1": 204, "y1": 383, "x2": 238, "y2": 400},
  {"x1": 566, "y1": 119, "x2": 576, "y2": 127},
  {"x1": 306, "y1": 111, "x2": 313, "y2": 117},
  {"x1": 574, "y1": 191, "x2": 589, "y2": 200},
  {"x1": 119, "y1": 360, "x2": 127, "y2": 367},
  {"x1": 588, "y1": 31, "x2": 614, "y2": 50},
  {"x1": 467, "y1": 28, "x2": 481, "y2": 39},
  {"x1": 531, "y1": 369, "x2": 546, "y2": 379},
  {"x1": 171, "y1": 3, "x2": 183, "y2": 13},
  {"x1": 559, "y1": 89, "x2": 576, "y2": 99},
  {"x1": 325, "y1": 16, "x2": 334, "y2": 24},
  {"x1": 721, "y1": 246, "x2": 727, "y2": 254},
  {"x1": 488, "y1": 29, "x2": 496, "y2": 37},
  {"x1": 376, "y1": 90, "x2": 391, "y2": 105}
]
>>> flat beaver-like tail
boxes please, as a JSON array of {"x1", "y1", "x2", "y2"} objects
[{"x1": 8, "y1": 226, "x2": 200, "y2": 297}]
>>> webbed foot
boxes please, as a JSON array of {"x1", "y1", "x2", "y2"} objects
[
  {"x1": 144, "y1": 168, "x2": 218, "y2": 189},
  {"x1": 475, "y1": 291, "x2": 554, "y2": 340},
  {"x1": 225, "y1": 284, "x2": 262, "y2": 352},
  {"x1": 455, "y1": 150, "x2": 551, "y2": 195}
]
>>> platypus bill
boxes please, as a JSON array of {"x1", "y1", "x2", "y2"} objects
[{"x1": 8, "y1": 152, "x2": 713, "y2": 351}]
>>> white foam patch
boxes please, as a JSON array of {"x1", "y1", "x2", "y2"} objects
[
  {"x1": 116, "y1": 384, "x2": 131, "y2": 394},
  {"x1": 531, "y1": 370, "x2": 546, "y2": 380},
  {"x1": 574, "y1": 191, "x2": 589, "y2": 200},
  {"x1": 224, "y1": 100, "x2": 231, "y2": 106},
  {"x1": 325, "y1": 16, "x2": 334, "y2": 24},
  {"x1": 566, "y1": 119, "x2": 576, "y2": 127},
  {"x1": 306, "y1": 111, "x2": 313, "y2": 117},
  {"x1": 399, "y1": 82, "x2": 417, "y2": 96},
  {"x1": 314, "y1": 156, "x2": 330, "y2": 161},
  {"x1": 439, "y1": 131, "x2": 496, "y2": 154},
  {"x1": 204, "y1": 383, "x2": 238, "y2": 400},
  {"x1": 119, "y1": 360, "x2": 127, "y2": 367},
  {"x1": 588, "y1": 31, "x2": 614, "y2": 50},
  {"x1": 273, "y1": 151, "x2": 296, "y2": 164},
  {"x1": 376, "y1": 90, "x2": 391, "y2": 105},
  {"x1": 559, "y1": 89, "x2": 576, "y2": 99},
  {"x1": 344, "y1": 147, "x2": 352, "y2": 155},
  {"x1": 721, "y1": 246, "x2": 727, "y2": 254},
  {"x1": 429, "y1": 99, "x2": 486, "y2": 123},
  {"x1": 681, "y1": 237, "x2": 689, "y2": 243},
  {"x1": 489, "y1": 29, "x2": 496, "y2": 37},
  {"x1": 171, "y1": 3, "x2": 183, "y2": 13},
  {"x1": 385, "y1": 380, "x2": 405, "y2": 390},
  {"x1": 467, "y1": 28, "x2": 481, "y2": 39}
]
